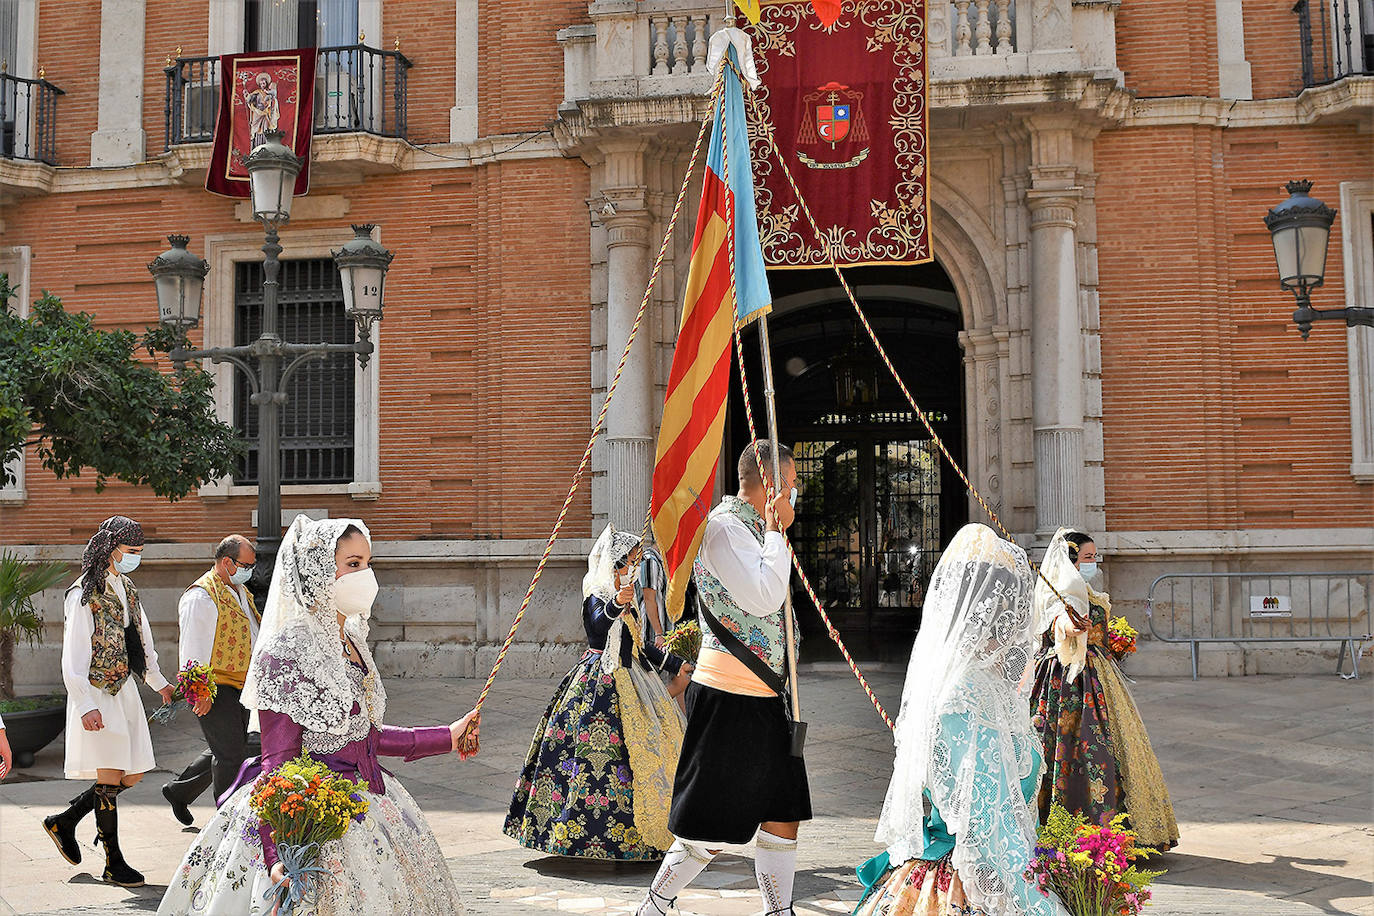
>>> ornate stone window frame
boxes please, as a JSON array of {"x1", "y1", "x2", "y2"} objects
[
  {"x1": 196, "y1": 227, "x2": 381, "y2": 501},
  {"x1": 0, "y1": 245, "x2": 30, "y2": 504},
  {"x1": 1340, "y1": 180, "x2": 1374, "y2": 483}
]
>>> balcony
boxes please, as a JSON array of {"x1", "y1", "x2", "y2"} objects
[
  {"x1": 1294, "y1": 0, "x2": 1374, "y2": 87},
  {"x1": 163, "y1": 44, "x2": 413, "y2": 149},
  {"x1": 0, "y1": 72, "x2": 63, "y2": 165},
  {"x1": 557, "y1": 0, "x2": 1123, "y2": 138}
]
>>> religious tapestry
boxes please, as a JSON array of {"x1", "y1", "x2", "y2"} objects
[
  {"x1": 746, "y1": 1, "x2": 929, "y2": 267},
  {"x1": 206, "y1": 49, "x2": 315, "y2": 199}
]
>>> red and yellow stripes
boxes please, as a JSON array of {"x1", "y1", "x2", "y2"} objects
[{"x1": 650, "y1": 168, "x2": 738, "y2": 623}]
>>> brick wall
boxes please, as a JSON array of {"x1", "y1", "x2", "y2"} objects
[
  {"x1": 38, "y1": 0, "x2": 101, "y2": 168},
  {"x1": 1094, "y1": 124, "x2": 1370, "y2": 530},
  {"x1": 0, "y1": 159, "x2": 591, "y2": 544},
  {"x1": 1244, "y1": 0, "x2": 1307, "y2": 99},
  {"x1": 1115, "y1": 0, "x2": 1220, "y2": 98}
]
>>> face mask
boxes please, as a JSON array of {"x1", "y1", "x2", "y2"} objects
[
  {"x1": 1079, "y1": 562, "x2": 1100, "y2": 582},
  {"x1": 334, "y1": 567, "x2": 378, "y2": 617},
  {"x1": 789, "y1": 487, "x2": 799, "y2": 507},
  {"x1": 228, "y1": 564, "x2": 253, "y2": 586},
  {"x1": 113, "y1": 552, "x2": 141, "y2": 574}
]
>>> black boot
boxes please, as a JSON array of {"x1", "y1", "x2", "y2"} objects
[
  {"x1": 93, "y1": 784, "x2": 144, "y2": 887},
  {"x1": 42, "y1": 784, "x2": 96, "y2": 865}
]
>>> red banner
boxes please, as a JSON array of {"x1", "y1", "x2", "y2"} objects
[
  {"x1": 747, "y1": 1, "x2": 930, "y2": 267},
  {"x1": 206, "y1": 49, "x2": 315, "y2": 199}
]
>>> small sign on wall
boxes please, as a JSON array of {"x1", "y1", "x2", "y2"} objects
[{"x1": 1250, "y1": 595, "x2": 1292, "y2": 618}]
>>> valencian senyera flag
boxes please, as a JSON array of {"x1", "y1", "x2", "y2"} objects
[
  {"x1": 748, "y1": 1, "x2": 929, "y2": 266},
  {"x1": 206, "y1": 49, "x2": 315, "y2": 198},
  {"x1": 650, "y1": 47, "x2": 771, "y2": 624}
]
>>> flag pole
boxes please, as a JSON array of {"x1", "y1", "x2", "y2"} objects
[{"x1": 757, "y1": 318, "x2": 802, "y2": 723}]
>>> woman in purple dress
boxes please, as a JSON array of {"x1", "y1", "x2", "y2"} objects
[{"x1": 158, "y1": 516, "x2": 481, "y2": 915}]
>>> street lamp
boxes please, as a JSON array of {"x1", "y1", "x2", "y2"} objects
[
  {"x1": 150, "y1": 174, "x2": 393, "y2": 597},
  {"x1": 147, "y1": 235, "x2": 208, "y2": 331},
  {"x1": 1264, "y1": 180, "x2": 1373, "y2": 339}
]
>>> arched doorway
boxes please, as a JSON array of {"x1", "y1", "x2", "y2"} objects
[{"x1": 729, "y1": 264, "x2": 967, "y2": 662}]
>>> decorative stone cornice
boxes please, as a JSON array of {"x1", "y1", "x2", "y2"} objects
[{"x1": 1126, "y1": 77, "x2": 1374, "y2": 130}]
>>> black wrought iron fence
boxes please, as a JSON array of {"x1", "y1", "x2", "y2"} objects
[
  {"x1": 164, "y1": 45, "x2": 412, "y2": 149},
  {"x1": 0, "y1": 72, "x2": 64, "y2": 164},
  {"x1": 1294, "y1": 0, "x2": 1374, "y2": 87}
]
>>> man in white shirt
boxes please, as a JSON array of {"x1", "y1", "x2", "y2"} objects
[
  {"x1": 161, "y1": 535, "x2": 261, "y2": 825},
  {"x1": 640, "y1": 440, "x2": 808, "y2": 916}
]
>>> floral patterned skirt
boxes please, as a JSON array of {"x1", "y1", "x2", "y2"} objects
[
  {"x1": 503, "y1": 649, "x2": 669, "y2": 860},
  {"x1": 1029, "y1": 649, "x2": 1125, "y2": 829},
  {"x1": 854, "y1": 856, "x2": 987, "y2": 916},
  {"x1": 156, "y1": 777, "x2": 462, "y2": 915}
]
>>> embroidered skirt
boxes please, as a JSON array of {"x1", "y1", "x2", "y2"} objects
[
  {"x1": 668, "y1": 680, "x2": 812, "y2": 845},
  {"x1": 504, "y1": 649, "x2": 678, "y2": 860},
  {"x1": 156, "y1": 776, "x2": 462, "y2": 915},
  {"x1": 854, "y1": 856, "x2": 986, "y2": 916}
]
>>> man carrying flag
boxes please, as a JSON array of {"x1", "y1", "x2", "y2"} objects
[{"x1": 639, "y1": 38, "x2": 810, "y2": 916}]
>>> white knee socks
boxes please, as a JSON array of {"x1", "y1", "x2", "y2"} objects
[
  {"x1": 755, "y1": 829, "x2": 798, "y2": 915},
  {"x1": 638, "y1": 839, "x2": 718, "y2": 915}
]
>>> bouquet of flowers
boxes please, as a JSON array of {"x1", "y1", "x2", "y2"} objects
[
  {"x1": 149, "y1": 660, "x2": 218, "y2": 725},
  {"x1": 1025, "y1": 803, "x2": 1165, "y2": 916},
  {"x1": 250, "y1": 753, "x2": 370, "y2": 915},
  {"x1": 1107, "y1": 617, "x2": 1139, "y2": 661},
  {"x1": 664, "y1": 619, "x2": 702, "y2": 664}
]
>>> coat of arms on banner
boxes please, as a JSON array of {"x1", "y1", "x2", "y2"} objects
[
  {"x1": 206, "y1": 50, "x2": 316, "y2": 199},
  {"x1": 797, "y1": 81, "x2": 870, "y2": 169},
  {"x1": 748, "y1": 1, "x2": 930, "y2": 267}
]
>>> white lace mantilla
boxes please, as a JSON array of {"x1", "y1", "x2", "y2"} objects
[{"x1": 304, "y1": 662, "x2": 373, "y2": 756}]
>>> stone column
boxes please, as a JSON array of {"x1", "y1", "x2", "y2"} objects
[
  {"x1": 597, "y1": 138, "x2": 656, "y2": 533},
  {"x1": 91, "y1": 0, "x2": 147, "y2": 165},
  {"x1": 1027, "y1": 120, "x2": 1086, "y2": 535}
]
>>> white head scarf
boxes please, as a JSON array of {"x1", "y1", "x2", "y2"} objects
[
  {"x1": 583, "y1": 524, "x2": 642, "y2": 602},
  {"x1": 1034, "y1": 527, "x2": 1091, "y2": 683},
  {"x1": 240, "y1": 515, "x2": 386, "y2": 735},
  {"x1": 875, "y1": 523, "x2": 1051, "y2": 916}
]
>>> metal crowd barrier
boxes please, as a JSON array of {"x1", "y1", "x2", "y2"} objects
[{"x1": 1145, "y1": 571, "x2": 1373, "y2": 680}]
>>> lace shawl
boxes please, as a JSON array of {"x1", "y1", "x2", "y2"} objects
[
  {"x1": 875, "y1": 523, "x2": 1067, "y2": 916},
  {"x1": 583, "y1": 524, "x2": 642, "y2": 602},
  {"x1": 240, "y1": 516, "x2": 386, "y2": 735}
]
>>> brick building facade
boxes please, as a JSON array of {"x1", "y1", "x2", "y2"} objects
[{"x1": 0, "y1": 0, "x2": 1370, "y2": 687}]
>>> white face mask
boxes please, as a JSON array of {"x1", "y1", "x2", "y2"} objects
[
  {"x1": 333, "y1": 567, "x2": 378, "y2": 617},
  {"x1": 114, "y1": 552, "x2": 141, "y2": 574},
  {"x1": 228, "y1": 564, "x2": 253, "y2": 586},
  {"x1": 1079, "y1": 561, "x2": 1100, "y2": 582},
  {"x1": 789, "y1": 487, "x2": 799, "y2": 507}
]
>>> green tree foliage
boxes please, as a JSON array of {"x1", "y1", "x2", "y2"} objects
[{"x1": 0, "y1": 283, "x2": 244, "y2": 500}]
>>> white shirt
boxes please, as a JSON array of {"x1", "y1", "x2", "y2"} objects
[
  {"x1": 697, "y1": 509, "x2": 791, "y2": 617},
  {"x1": 178, "y1": 578, "x2": 258, "y2": 669},
  {"x1": 62, "y1": 575, "x2": 170, "y2": 716}
]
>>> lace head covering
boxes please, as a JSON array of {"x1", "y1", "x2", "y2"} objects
[
  {"x1": 1034, "y1": 527, "x2": 1092, "y2": 683},
  {"x1": 240, "y1": 515, "x2": 386, "y2": 735},
  {"x1": 582, "y1": 524, "x2": 642, "y2": 601},
  {"x1": 875, "y1": 523, "x2": 1048, "y2": 916},
  {"x1": 79, "y1": 516, "x2": 144, "y2": 605}
]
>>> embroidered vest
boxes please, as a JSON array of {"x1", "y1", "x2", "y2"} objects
[
  {"x1": 86, "y1": 576, "x2": 141, "y2": 697},
  {"x1": 188, "y1": 569, "x2": 259, "y2": 689},
  {"x1": 692, "y1": 496, "x2": 795, "y2": 678}
]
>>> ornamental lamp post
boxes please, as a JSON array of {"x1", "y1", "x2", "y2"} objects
[
  {"x1": 1264, "y1": 180, "x2": 1373, "y2": 339},
  {"x1": 148, "y1": 235, "x2": 209, "y2": 333},
  {"x1": 150, "y1": 167, "x2": 392, "y2": 598}
]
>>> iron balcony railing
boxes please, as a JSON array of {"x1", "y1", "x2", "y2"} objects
[
  {"x1": 0, "y1": 72, "x2": 64, "y2": 165},
  {"x1": 164, "y1": 44, "x2": 413, "y2": 149},
  {"x1": 1294, "y1": 0, "x2": 1374, "y2": 87}
]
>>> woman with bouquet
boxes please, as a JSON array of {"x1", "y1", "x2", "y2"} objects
[
  {"x1": 856, "y1": 523, "x2": 1069, "y2": 916},
  {"x1": 1028, "y1": 529, "x2": 1178, "y2": 850},
  {"x1": 45, "y1": 516, "x2": 175, "y2": 888},
  {"x1": 158, "y1": 516, "x2": 481, "y2": 915},
  {"x1": 504, "y1": 524, "x2": 692, "y2": 860}
]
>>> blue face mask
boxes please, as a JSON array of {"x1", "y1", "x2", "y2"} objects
[
  {"x1": 229, "y1": 564, "x2": 253, "y2": 586},
  {"x1": 1079, "y1": 561, "x2": 1100, "y2": 582},
  {"x1": 113, "y1": 552, "x2": 141, "y2": 574},
  {"x1": 789, "y1": 487, "x2": 799, "y2": 507}
]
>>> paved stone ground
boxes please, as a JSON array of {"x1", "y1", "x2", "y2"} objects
[{"x1": 1, "y1": 670, "x2": 1369, "y2": 915}]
